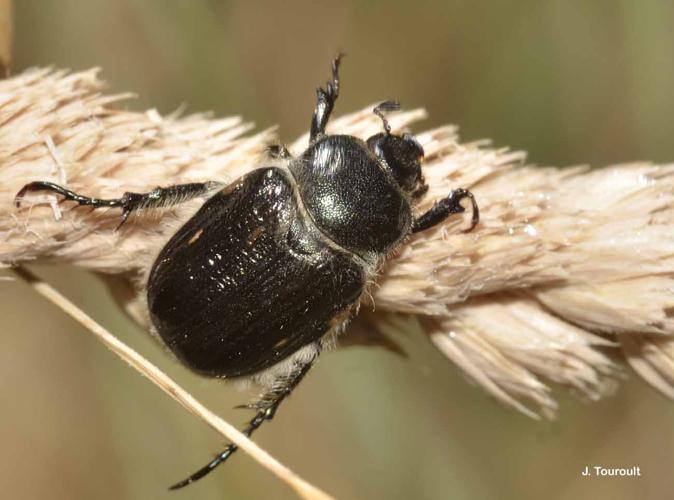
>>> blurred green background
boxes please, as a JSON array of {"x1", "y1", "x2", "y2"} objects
[{"x1": 3, "y1": 1, "x2": 674, "y2": 499}]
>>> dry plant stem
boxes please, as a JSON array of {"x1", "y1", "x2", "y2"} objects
[{"x1": 11, "y1": 266, "x2": 334, "y2": 500}]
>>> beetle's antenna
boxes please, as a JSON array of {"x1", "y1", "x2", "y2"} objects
[{"x1": 373, "y1": 101, "x2": 400, "y2": 135}]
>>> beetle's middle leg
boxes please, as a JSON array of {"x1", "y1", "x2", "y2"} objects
[
  {"x1": 412, "y1": 188, "x2": 480, "y2": 233},
  {"x1": 15, "y1": 180, "x2": 222, "y2": 228},
  {"x1": 309, "y1": 53, "x2": 342, "y2": 143},
  {"x1": 169, "y1": 344, "x2": 321, "y2": 490}
]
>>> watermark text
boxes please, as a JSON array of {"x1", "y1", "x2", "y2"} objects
[{"x1": 582, "y1": 466, "x2": 641, "y2": 477}]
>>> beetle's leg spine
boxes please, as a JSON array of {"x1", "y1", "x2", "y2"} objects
[{"x1": 411, "y1": 188, "x2": 480, "y2": 233}]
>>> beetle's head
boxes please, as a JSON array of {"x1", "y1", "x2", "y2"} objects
[{"x1": 367, "y1": 102, "x2": 428, "y2": 200}]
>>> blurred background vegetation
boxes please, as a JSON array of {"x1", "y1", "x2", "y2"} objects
[{"x1": 3, "y1": 1, "x2": 674, "y2": 499}]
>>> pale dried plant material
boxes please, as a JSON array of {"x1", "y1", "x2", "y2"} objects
[{"x1": 2, "y1": 68, "x2": 674, "y2": 423}]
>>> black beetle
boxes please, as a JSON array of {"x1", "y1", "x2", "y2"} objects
[{"x1": 15, "y1": 54, "x2": 479, "y2": 489}]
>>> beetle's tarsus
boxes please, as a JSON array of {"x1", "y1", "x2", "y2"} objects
[
  {"x1": 412, "y1": 188, "x2": 480, "y2": 233},
  {"x1": 14, "y1": 181, "x2": 108, "y2": 209},
  {"x1": 169, "y1": 347, "x2": 320, "y2": 490}
]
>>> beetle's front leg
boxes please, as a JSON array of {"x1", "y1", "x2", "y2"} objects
[
  {"x1": 309, "y1": 53, "x2": 342, "y2": 143},
  {"x1": 412, "y1": 188, "x2": 479, "y2": 233},
  {"x1": 15, "y1": 180, "x2": 222, "y2": 229}
]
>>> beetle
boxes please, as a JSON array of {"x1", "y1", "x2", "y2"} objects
[{"x1": 15, "y1": 54, "x2": 479, "y2": 489}]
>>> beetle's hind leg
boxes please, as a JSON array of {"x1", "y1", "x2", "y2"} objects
[
  {"x1": 309, "y1": 53, "x2": 342, "y2": 143},
  {"x1": 15, "y1": 180, "x2": 222, "y2": 229},
  {"x1": 169, "y1": 344, "x2": 321, "y2": 490},
  {"x1": 412, "y1": 188, "x2": 480, "y2": 233}
]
